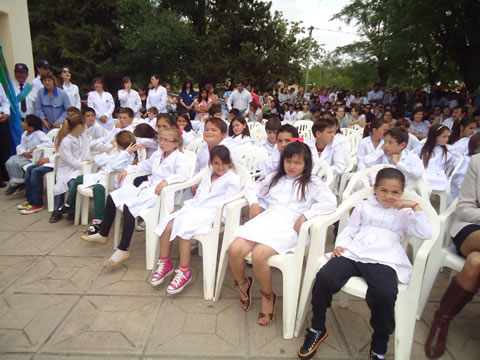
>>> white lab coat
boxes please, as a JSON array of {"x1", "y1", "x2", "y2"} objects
[
  {"x1": 223, "y1": 135, "x2": 254, "y2": 159},
  {"x1": 146, "y1": 86, "x2": 167, "y2": 113},
  {"x1": 110, "y1": 148, "x2": 191, "y2": 217},
  {"x1": 83, "y1": 150, "x2": 134, "y2": 190},
  {"x1": 364, "y1": 148, "x2": 425, "y2": 179},
  {"x1": 135, "y1": 137, "x2": 158, "y2": 159},
  {"x1": 406, "y1": 133, "x2": 421, "y2": 151},
  {"x1": 181, "y1": 130, "x2": 196, "y2": 149},
  {"x1": 334, "y1": 133, "x2": 351, "y2": 154},
  {"x1": 335, "y1": 195, "x2": 432, "y2": 283},
  {"x1": 16, "y1": 130, "x2": 53, "y2": 154},
  {"x1": 62, "y1": 82, "x2": 81, "y2": 109},
  {"x1": 194, "y1": 139, "x2": 228, "y2": 174},
  {"x1": 86, "y1": 122, "x2": 106, "y2": 141},
  {"x1": 118, "y1": 89, "x2": 142, "y2": 117},
  {"x1": 450, "y1": 155, "x2": 469, "y2": 202},
  {"x1": 357, "y1": 136, "x2": 384, "y2": 170},
  {"x1": 155, "y1": 168, "x2": 241, "y2": 239},
  {"x1": 452, "y1": 136, "x2": 470, "y2": 156},
  {"x1": 259, "y1": 145, "x2": 280, "y2": 179},
  {"x1": 87, "y1": 91, "x2": 115, "y2": 130},
  {"x1": 54, "y1": 133, "x2": 91, "y2": 195},
  {"x1": 306, "y1": 139, "x2": 347, "y2": 175},
  {"x1": 236, "y1": 172, "x2": 337, "y2": 254},
  {"x1": 90, "y1": 123, "x2": 135, "y2": 153},
  {"x1": 260, "y1": 139, "x2": 276, "y2": 158},
  {"x1": 413, "y1": 144, "x2": 462, "y2": 191}
]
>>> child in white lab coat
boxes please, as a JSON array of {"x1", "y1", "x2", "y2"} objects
[
  {"x1": 49, "y1": 113, "x2": 91, "y2": 223},
  {"x1": 87, "y1": 77, "x2": 115, "y2": 130},
  {"x1": 260, "y1": 116, "x2": 281, "y2": 157},
  {"x1": 228, "y1": 141, "x2": 337, "y2": 326},
  {"x1": 357, "y1": 118, "x2": 390, "y2": 170},
  {"x1": 5, "y1": 115, "x2": 53, "y2": 195},
  {"x1": 224, "y1": 116, "x2": 254, "y2": 152},
  {"x1": 151, "y1": 145, "x2": 241, "y2": 294},
  {"x1": 176, "y1": 112, "x2": 196, "y2": 149},
  {"x1": 415, "y1": 124, "x2": 462, "y2": 191},
  {"x1": 58, "y1": 131, "x2": 137, "y2": 235},
  {"x1": 260, "y1": 124, "x2": 298, "y2": 179},
  {"x1": 82, "y1": 128, "x2": 192, "y2": 268},
  {"x1": 448, "y1": 117, "x2": 478, "y2": 156},
  {"x1": 298, "y1": 168, "x2": 432, "y2": 360}
]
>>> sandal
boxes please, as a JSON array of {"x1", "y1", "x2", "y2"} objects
[
  {"x1": 258, "y1": 290, "x2": 277, "y2": 327},
  {"x1": 234, "y1": 276, "x2": 253, "y2": 311}
]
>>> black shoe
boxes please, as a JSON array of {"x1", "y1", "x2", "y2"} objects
[
  {"x1": 5, "y1": 185, "x2": 18, "y2": 196},
  {"x1": 85, "y1": 223, "x2": 101, "y2": 236},
  {"x1": 0, "y1": 181, "x2": 7, "y2": 188},
  {"x1": 59, "y1": 205, "x2": 74, "y2": 215},
  {"x1": 298, "y1": 328, "x2": 328, "y2": 359},
  {"x1": 14, "y1": 184, "x2": 25, "y2": 195},
  {"x1": 49, "y1": 210, "x2": 62, "y2": 223}
]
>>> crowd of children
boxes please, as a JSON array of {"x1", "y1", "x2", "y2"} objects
[{"x1": 3, "y1": 75, "x2": 480, "y2": 360}]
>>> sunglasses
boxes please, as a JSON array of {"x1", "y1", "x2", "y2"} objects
[{"x1": 62, "y1": 69, "x2": 71, "y2": 73}]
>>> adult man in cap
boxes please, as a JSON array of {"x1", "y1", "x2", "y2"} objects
[
  {"x1": 32, "y1": 59, "x2": 50, "y2": 91},
  {"x1": 13, "y1": 63, "x2": 37, "y2": 119},
  {"x1": 0, "y1": 85, "x2": 11, "y2": 187}
]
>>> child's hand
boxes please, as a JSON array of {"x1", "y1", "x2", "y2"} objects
[
  {"x1": 294, "y1": 214, "x2": 307, "y2": 234},
  {"x1": 125, "y1": 143, "x2": 139, "y2": 154},
  {"x1": 23, "y1": 151, "x2": 33, "y2": 159},
  {"x1": 392, "y1": 199, "x2": 421, "y2": 211},
  {"x1": 332, "y1": 246, "x2": 345, "y2": 258},
  {"x1": 390, "y1": 153, "x2": 401, "y2": 164},
  {"x1": 191, "y1": 184, "x2": 199, "y2": 196},
  {"x1": 118, "y1": 170, "x2": 128, "y2": 184},
  {"x1": 110, "y1": 139, "x2": 116, "y2": 146},
  {"x1": 155, "y1": 180, "x2": 168, "y2": 195},
  {"x1": 249, "y1": 203, "x2": 262, "y2": 219},
  {"x1": 36, "y1": 157, "x2": 49, "y2": 165},
  {"x1": 84, "y1": 159, "x2": 95, "y2": 164}
]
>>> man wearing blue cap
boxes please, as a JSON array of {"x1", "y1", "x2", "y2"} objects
[
  {"x1": 32, "y1": 59, "x2": 50, "y2": 92},
  {"x1": 13, "y1": 63, "x2": 37, "y2": 119}
]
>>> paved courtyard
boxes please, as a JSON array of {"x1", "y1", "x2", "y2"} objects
[{"x1": 0, "y1": 191, "x2": 478, "y2": 360}]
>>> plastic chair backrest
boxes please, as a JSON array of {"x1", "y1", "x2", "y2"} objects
[
  {"x1": 312, "y1": 157, "x2": 334, "y2": 187},
  {"x1": 183, "y1": 150, "x2": 197, "y2": 176},
  {"x1": 47, "y1": 129, "x2": 60, "y2": 144},
  {"x1": 343, "y1": 152, "x2": 354, "y2": 173},
  {"x1": 233, "y1": 145, "x2": 268, "y2": 179},
  {"x1": 137, "y1": 147, "x2": 147, "y2": 162},
  {"x1": 247, "y1": 122, "x2": 262, "y2": 132},
  {"x1": 232, "y1": 162, "x2": 253, "y2": 190},
  {"x1": 186, "y1": 137, "x2": 205, "y2": 153},
  {"x1": 293, "y1": 121, "x2": 313, "y2": 141},
  {"x1": 252, "y1": 125, "x2": 267, "y2": 145}
]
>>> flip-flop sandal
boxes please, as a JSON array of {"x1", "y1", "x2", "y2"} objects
[
  {"x1": 234, "y1": 276, "x2": 253, "y2": 311},
  {"x1": 258, "y1": 291, "x2": 277, "y2": 327}
]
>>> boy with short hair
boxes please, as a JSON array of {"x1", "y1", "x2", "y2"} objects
[
  {"x1": 364, "y1": 127, "x2": 424, "y2": 179},
  {"x1": 260, "y1": 124, "x2": 299, "y2": 179},
  {"x1": 91, "y1": 107, "x2": 135, "y2": 153},
  {"x1": 83, "y1": 107, "x2": 104, "y2": 140},
  {"x1": 306, "y1": 118, "x2": 347, "y2": 175},
  {"x1": 194, "y1": 117, "x2": 228, "y2": 174},
  {"x1": 146, "y1": 106, "x2": 159, "y2": 128},
  {"x1": 261, "y1": 116, "x2": 281, "y2": 157}
]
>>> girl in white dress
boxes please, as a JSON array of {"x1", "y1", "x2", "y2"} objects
[
  {"x1": 298, "y1": 168, "x2": 432, "y2": 360},
  {"x1": 87, "y1": 77, "x2": 115, "y2": 130},
  {"x1": 151, "y1": 145, "x2": 241, "y2": 294},
  {"x1": 82, "y1": 128, "x2": 192, "y2": 268},
  {"x1": 448, "y1": 117, "x2": 478, "y2": 156},
  {"x1": 415, "y1": 124, "x2": 462, "y2": 191},
  {"x1": 50, "y1": 113, "x2": 91, "y2": 223},
  {"x1": 224, "y1": 116, "x2": 254, "y2": 154},
  {"x1": 357, "y1": 118, "x2": 390, "y2": 170},
  {"x1": 228, "y1": 141, "x2": 337, "y2": 326},
  {"x1": 176, "y1": 113, "x2": 196, "y2": 149}
]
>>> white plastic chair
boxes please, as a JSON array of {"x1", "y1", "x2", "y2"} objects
[
  {"x1": 46, "y1": 128, "x2": 60, "y2": 144},
  {"x1": 213, "y1": 198, "x2": 329, "y2": 339},
  {"x1": 312, "y1": 157, "x2": 334, "y2": 188},
  {"x1": 233, "y1": 145, "x2": 268, "y2": 180},
  {"x1": 335, "y1": 152, "x2": 355, "y2": 196},
  {"x1": 293, "y1": 120, "x2": 314, "y2": 142},
  {"x1": 430, "y1": 158, "x2": 464, "y2": 213},
  {"x1": 186, "y1": 137, "x2": 204, "y2": 153},
  {"x1": 247, "y1": 121, "x2": 262, "y2": 133},
  {"x1": 22, "y1": 148, "x2": 47, "y2": 172},
  {"x1": 415, "y1": 199, "x2": 467, "y2": 320},
  {"x1": 294, "y1": 188, "x2": 440, "y2": 360},
  {"x1": 252, "y1": 125, "x2": 267, "y2": 145}
]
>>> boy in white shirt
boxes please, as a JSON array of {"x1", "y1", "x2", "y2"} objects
[
  {"x1": 90, "y1": 107, "x2": 135, "y2": 153},
  {"x1": 84, "y1": 107, "x2": 105, "y2": 140},
  {"x1": 260, "y1": 116, "x2": 281, "y2": 157},
  {"x1": 284, "y1": 103, "x2": 297, "y2": 122}
]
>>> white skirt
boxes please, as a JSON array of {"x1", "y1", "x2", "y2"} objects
[
  {"x1": 109, "y1": 181, "x2": 157, "y2": 217},
  {"x1": 235, "y1": 208, "x2": 300, "y2": 254}
]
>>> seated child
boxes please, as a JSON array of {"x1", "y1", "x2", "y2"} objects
[
  {"x1": 260, "y1": 124, "x2": 298, "y2": 179},
  {"x1": 84, "y1": 107, "x2": 105, "y2": 140},
  {"x1": 176, "y1": 112, "x2": 196, "y2": 148},
  {"x1": 260, "y1": 116, "x2": 281, "y2": 157}
]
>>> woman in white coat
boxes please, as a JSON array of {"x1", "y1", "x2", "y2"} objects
[
  {"x1": 117, "y1": 76, "x2": 142, "y2": 118},
  {"x1": 151, "y1": 145, "x2": 241, "y2": 294},
  {"x1": 146, "y1": 74, "x2": 167, "y2": 113},
  {"x1": 87, "y1": 77, "x2": 115, "y2": 130},
  {"x1": 82, "y1": 128, "x2": 192, "y2": 268},
  {"x1": 228, "y1": 142, "x2": 337, "y2": 326},
  {"x1": 59, "y1": 67, "x2": 81, "y2": 109},
  {"x1": 50, "y1": 113, "x2": 91, "y2": 223}
]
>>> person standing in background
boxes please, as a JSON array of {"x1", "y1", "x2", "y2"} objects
[
  {"x1": 59, "y1": 67, "x2": 81, "y2": 110},
  {"x1": 118, "y1": 76, "x2": 142, "y2": 118},
  {"x1": 87, "y1": 77, "x2": 115, "y2": 130},
  {"x1": 32, "y1": 59, "x2": 50, "y2": 92}
]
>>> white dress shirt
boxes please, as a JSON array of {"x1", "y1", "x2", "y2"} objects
[{"x1": 62, "y1": 82, "x2": 81, "y2": 109}]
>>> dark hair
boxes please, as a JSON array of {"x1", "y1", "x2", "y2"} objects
[
  {"x1": 25, "y1": 114, "x2": 42, "y2": 131},
  {"x1": 66, "y1": 106, "x2": 81, "y2": 116},
  {"x1": 198, "y1": 88, "x2": 208, "y2": 102},
  {"x1": 310, "y1": 103, "x2": 322, "y2": 115},
  {"x1": 468, "y1": 133, "x2": 480, "y2": 156},
  {"x1": 229, "y1": 108, "x2": 240, "y2": 117},
  {"x1": 278, "y1": 124, "x2": 299, "y2": 138},
  {"x1": 176, "y1": 113, "x2": 192, "y2": 132},
  {"x1": 121, "y1": 76, "x2": 131, "y2": 87},
  {"x1": 374, "y1": 167, "x2": 406, "y2": 189},
  {"x1": 205, "y1": 117, "x2": 228, "y2": 134},
  {"x1": 40, "y1": 71, "x2": 59, "y2": 87},
  {"x1": 118, "y1": 107, "x2": 134, "y2": 118},
  {"x1": 453, "y1": 105, "x2": 466, "y2": 115},
  {"x1": 209, "y1": 104, "x2": 222, "y2": 116},
  {"x1": 394, "y1": 118, "x2": 410, "y2": 129},
  {"x1": 210, "y1": 145, "x2": 233, "y2": 165},
  {"x1": 134, "y1": 123, "x2": 157, "y2": 139},
  {"x1": 250, "y1": 101, "x2": 259, "y2": 111},
  {"x1": 312, "y1": 118, "x2": 336, "y2": 137},
  {"x1": 385, "y1": 127, "x2": 409, "y2": 145},
  {"x1": 265, "y1": 117, "x2": 281, "y2": 132},
  {"x1": 82, "y1": 107, "x2": 96, "y2": 115},
  {"x1": 151, "y1": 74, "x2": 160, "y2": 81},
  {"x1": 157, "y1": 113, "x2": 176, "y2": 127},
  {"x1": 116, "y1": 130, "x2": 136, "y2": 150},
  {"x1": 228, "y1": 116, "x2": 250, "y2": 137},
  {"x1": 420, "y1": 124, "x2": 449, "y2": 167},
  {"x1": 91, "y1": 76, "x2": 105, "y2": 87},
  {"x1": 147, "y1": 106, "x2": 159, "y2": 115},
  {"x1": 268, "y1": 142, "x2": 313, "y2": 201},
  {"x1": 182, "y1": 80, "x2": 193, "y2": 92},
  {"x1": 363, "y1": 118, "x2": 388, "y2": 138},
  {"x1": 411, "y1": 108, "x2": 425, "y2": 122},
  {"x1": 448, "y1": 117, "x2": 477, "y2": 144}
]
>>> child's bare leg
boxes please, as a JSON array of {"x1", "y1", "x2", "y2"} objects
[
  {"x1": 159, "y1": 219, "x2": 174, "y2": 258},
  {"x1": 251, "y1": 244, "x2": 277, "y2": 325},
  {"x1": 178, "y1": 237, "x2": 191, "y2": 268},
  {"x1": 228, "y1": 237, "x2": 256, "y2": 307}
]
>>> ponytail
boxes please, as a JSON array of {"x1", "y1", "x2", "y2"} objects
[
  {"x1": 363, "y1": 118, "x2": 388, "y2": 138},
  {"x1": 55, "y1": 113, "x2": 85, "y2": 150},
  {"x1": 448, "y1": 117, "x2": 476, "y2": 145}
]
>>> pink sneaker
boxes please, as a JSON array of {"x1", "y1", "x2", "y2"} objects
[
  {"x1": 167, "y1": 269, "x2": 192, "y2": 294},
  {"x1": 151, "y1": 260, "x2": 174, "y2": 286}
]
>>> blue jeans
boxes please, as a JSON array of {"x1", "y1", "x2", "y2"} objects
[
  {"x1": 26, "y1": 165, "x2": 53, "y2": 207},
  {"x1": 54, "y1": 178, "x2": 75, "y2": 210}
]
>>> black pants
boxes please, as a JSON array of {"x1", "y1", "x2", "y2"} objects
[
  {"x1": 99, "y1": 195, "x2": 136, "y2": 251},
  {"x1": 311, "y1": 256, "x2": 398, "y2": 355}
]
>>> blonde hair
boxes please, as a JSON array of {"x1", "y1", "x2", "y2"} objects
[
  {"x1": 159, "y1": 127, "x2": 183, "y2": 152},
  {"x1": 55, "y1": 113, "x2": 85, "y2": 150},
  {"x1": 115, "y1": 130, "x2": 136, "y2": 150}
]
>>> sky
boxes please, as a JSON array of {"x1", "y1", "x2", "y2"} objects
[{"x1": 267, "y1": 0, "x2": 361, "y2": 52}]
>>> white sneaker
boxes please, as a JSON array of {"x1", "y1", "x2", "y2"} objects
[{"x1": 81, "y1": 233, "x2": 108, "y2": 244}]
